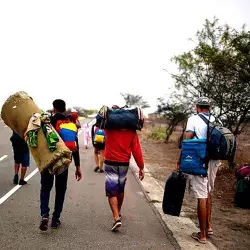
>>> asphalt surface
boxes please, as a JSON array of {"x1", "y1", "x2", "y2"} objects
[{"x1": 0, "y1": 119, "x2": 176, "y2": 250}]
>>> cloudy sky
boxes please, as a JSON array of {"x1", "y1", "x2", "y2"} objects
[{"x1": 0, "y1": 0, "x2": 249, "y2": 114}]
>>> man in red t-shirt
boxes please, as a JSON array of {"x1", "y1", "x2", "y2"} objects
[{"x1": 104, "y1": 105, "x2": 144, "y2": 232}]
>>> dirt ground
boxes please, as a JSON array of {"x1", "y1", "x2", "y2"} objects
[{"x1": 139, "y1": 127, "x2": 250, "y2": 250}]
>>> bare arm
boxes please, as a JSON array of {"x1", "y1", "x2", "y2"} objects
[{"x1": 184, "y1": 131, "x2": 195, "y2": 139}]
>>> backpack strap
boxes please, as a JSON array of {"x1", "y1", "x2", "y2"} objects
[
  {"x1": 198, "y1": 114, "x2": 210, "y2": 125},
  {"x1": 198, "y1": 113, "x2": 211, "y2": 169}
]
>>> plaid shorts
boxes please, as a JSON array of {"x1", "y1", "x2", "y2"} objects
[{"x1": 105, "y1": 164, "x2": 129, "y2": 197}]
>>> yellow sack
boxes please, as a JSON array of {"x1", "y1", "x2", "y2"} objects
[
  {"x1": 94, "y1": 134, "x2": 105, "y2": 144},
  {"x1": 1, "y1": 91, "x2": 72, "y2": 174}
]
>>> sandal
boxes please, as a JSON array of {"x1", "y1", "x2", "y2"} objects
[
  {"x1": 207, "y1": 230, "x2": 213, "y2": 236},
  {"x1": 191, "y1": 232, "x2": 206, "y2": 244}
]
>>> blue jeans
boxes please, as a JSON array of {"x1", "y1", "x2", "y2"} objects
[{"x1": 40, "y1": 169, "x2": 68, "y2": 219}]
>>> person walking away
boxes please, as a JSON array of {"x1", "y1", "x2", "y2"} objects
[
  {"x1": 68, "y1": 109, "x2": 81, "y2": 152},
  {"x1": 178, "y1": 97, "x2": 221, "y2": 244},
  {"x1": 83, "y1": 123, "x2": 91, "y2": 149},
  {"x1": 104, "y1": 106, "x2": 144, "y2": 232},
  {"x1": 10, "y1": 131, "x2": 30, "y2": 185},
  {"x1": 70, "y1": 109, "x2": 81, "y2": 130},
  {"x1": 91, "y1": 123, "x2": 105, "y2": 173},
  {"x1": 39, "y1": 99, "x2": 82, "y2": 231}
]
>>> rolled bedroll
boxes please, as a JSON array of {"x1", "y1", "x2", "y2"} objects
[{"x1": 1, "y1": 91, "x2": 72, "y2": 174}]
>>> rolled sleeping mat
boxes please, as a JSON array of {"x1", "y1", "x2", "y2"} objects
[{"x1": 1, "y1": 91, "x2": 72, "y2": 174}]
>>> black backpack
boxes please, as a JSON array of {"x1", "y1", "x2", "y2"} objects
[
  {"x1": 234, "y1": 177, "x2": 250, "y2": 209},
  {"x1": 199, "y1": 114, "x2": 236, "y2": 160}
]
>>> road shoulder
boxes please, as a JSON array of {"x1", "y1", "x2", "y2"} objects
[{"x1": 130, "y1": 159, "x2": 218, "y2": 250}]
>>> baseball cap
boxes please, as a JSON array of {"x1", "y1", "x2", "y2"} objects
[{"x1": 196, "y1": 97, "x2": 211, "y2": 106}]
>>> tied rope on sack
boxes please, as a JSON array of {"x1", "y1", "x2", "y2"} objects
[{"x1": 25, "y1": 112, "x2": 72, "y2": 175}]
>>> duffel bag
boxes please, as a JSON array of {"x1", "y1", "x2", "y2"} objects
[
  {"x1": 96, "y1": 105, "x2": 144, "y2": 130},
  {"x1": 234, "y1": 177, "x2": 250, "y2": 209},
  {"x1": 235, "y1": 163, "x2": 250, "y2": 179}
]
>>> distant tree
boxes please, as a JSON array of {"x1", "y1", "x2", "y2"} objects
[
  {"x1": 121, "y1": 93, "x2": 150, "y2": 109},
  {"x1": 73, "y1": 106, "x2": 88, "y2": 117},
  {"x1": 157, "y1": 97, "x2": 191, "y2": 142},
  {"x1": 172, "y1": 18, "x2": 250, "y2": 136},
  {"x1": 65, "y1": 108, "x2": 72, "y2": 115},
  {"x1": 46, "y1": 109, "x2": 53, "y2": 115},
  {"x1": 87, "y1": 109, "x2": 98, "y2": 115}
]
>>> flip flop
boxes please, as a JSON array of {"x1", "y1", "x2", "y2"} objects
[
  {"x1": 207, "y1": 230, "x2": 213, "y2": 236},
  {"x1": 191, "y1": 232, "x2": 206, "y2": 244}
]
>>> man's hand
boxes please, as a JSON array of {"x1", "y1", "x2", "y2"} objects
[
  {"x1": 176, "y1": 161, "x2": 180, "y2": 172},
  {"x1": 75, "y1": 166, "x2": 82, "y2": 181},
  {"x1": 139, "y1": 169, "x2": 144, "y2": 181}
]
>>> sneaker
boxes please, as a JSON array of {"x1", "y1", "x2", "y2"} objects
[
  {"x1": 111, "y1": 219, "x2": 122, "y2": 232},
  {"x1": 100, "y1": 169, "x2": 104, "y2": 173},
  {"x1": 51, "y1": 218, "x2": 61, "y2": 229},
  {"x1": 19, "y1": 179, "x2": 27, "y2": 185},
  {"x1": 94, "y1": 166, "x2": 100, "y2": 172},
  {"x1": 13, "y1": 174, "x2": 19, "y2": 185},
  {"x1": 39, "y1": 217, "x2": 49, "y2": 231}
]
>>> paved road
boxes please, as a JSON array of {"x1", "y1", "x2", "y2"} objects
[{"x1": 0, "y1": 119, "x2": 176, "y2": 250}]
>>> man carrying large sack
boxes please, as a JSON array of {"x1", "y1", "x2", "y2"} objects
[{"x1": 39, "y1": 99, "x2": 82, "y2": 231}]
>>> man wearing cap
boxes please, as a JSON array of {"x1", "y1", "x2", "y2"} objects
[{"x1": 178, "y1": 97, "x2": 221, "y2": 244}]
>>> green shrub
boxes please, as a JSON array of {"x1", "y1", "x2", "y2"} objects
[{"x1": 147, "y1": 127, "x2": 166, "y2": 141}]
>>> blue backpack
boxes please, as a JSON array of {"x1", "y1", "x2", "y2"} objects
[
  {"x1": 199, "y1": 114, "x2": 236, "y2": 161},
  {"x1": 180, "y1": 139, "x2": 208, "y2": 176}
]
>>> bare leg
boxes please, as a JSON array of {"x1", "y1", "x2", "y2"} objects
[
  {"x1": 94, "y1": 148, "x2": 99, "y2": 168},
  {"x1": 108, "y1": 196, "x2": 120, "y2": 221},
  {"x1": 197, "y1": 198, "x2": 207, "y2": 241},
  {"x1": 20, "y1": 167, "x2": 27, "y2": 180},
  {"x1": 207, "y1": 193, "x2": 212, "y2": 232},
  {"x1": 99, "y1": 150, "x2": 105, "y2": 170},
  {"x1": 14, "y1": 163, "x2": 20, "y2": 175},
  {"x1": 118, "y1": 193, "x2": 124, "y2": 215}
]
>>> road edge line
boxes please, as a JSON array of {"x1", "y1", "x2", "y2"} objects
[{"x1": 0, "y1": 168, "x2": 39, "y2": 205}]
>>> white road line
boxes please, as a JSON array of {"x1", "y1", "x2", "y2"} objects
[
  {"x1": 0, "y1": 155, "x2": 8, "y2": 161},
  {"x1": 0, "y1": 168, "x2": 39, "y2": 205}
]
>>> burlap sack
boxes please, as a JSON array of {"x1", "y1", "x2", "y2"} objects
[{"x1": 1, "y1": 91, "x2": 72, "y2": 173}]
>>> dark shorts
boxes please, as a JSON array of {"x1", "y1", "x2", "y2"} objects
[
  {"x1": 94, "y1": 143, "x2": 105, "y2": 151},
  {"x1": 105, "y1": 164, "x2": 129, "y2": 197},
  {"x1": 12, "y1": 145, "x2": 30, "y2": 167}
]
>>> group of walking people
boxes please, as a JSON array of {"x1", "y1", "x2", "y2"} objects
[
  {"x1": 10, "y1": 99, "x2": 144, "y2": 232},
  {"x1": 9, "y1": 96, "x2": 224, "y2": 243}
]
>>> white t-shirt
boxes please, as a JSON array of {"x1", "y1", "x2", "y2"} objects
[{"x1": 186, "y1": 113, "x2": 215, "y2": 139}]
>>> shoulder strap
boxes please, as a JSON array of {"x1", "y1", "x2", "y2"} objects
[
  {"x1": 198, "y1": 114, "x2": 210, "y2": 125},
  {"x1": 198, "y1": 113, "x2": 211, "y2": 169}
]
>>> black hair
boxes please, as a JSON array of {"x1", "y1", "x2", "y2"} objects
[
  {"x1": 53, "y1": 99, "x2": 66, "y2": 113},
  {"x1": 197, "y1": 105, "x2": 210, "y2": 110}
]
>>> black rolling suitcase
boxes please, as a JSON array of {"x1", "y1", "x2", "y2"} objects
[{"x1": 162, "y1": 172, "x2": 187, "y2": 216}]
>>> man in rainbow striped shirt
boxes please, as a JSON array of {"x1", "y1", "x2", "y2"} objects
[{"x1": 39, "y1": 99, "x2": 82, "y2": 231}]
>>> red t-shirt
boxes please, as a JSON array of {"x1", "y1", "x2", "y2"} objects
[{"x1": 104, "y1": 129, "x2": 144, "y2": 170}]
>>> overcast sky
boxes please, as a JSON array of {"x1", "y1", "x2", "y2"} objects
[{"x1": 0, "y1": 0, "x2": 249, "y2": 114}]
